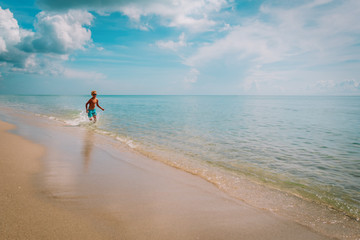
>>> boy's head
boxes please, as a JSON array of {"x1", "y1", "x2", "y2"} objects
[{"x1": 91, "y1": 90, "x2": 97, "y2": 96}]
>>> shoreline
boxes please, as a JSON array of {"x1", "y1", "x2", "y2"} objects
[
  {"x1": 0, "y1": 110, "x2": 358, "y2": 239},
  {"x1": 1, "y1": 95, "x2": 359, "y2": 222}
]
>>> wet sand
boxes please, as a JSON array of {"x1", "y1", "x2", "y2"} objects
[
  {"x1": 0, "y1": 120, "x2": 110, "y2": 239},
  {"x1": 0, "y1": 118, "x2": 333, "y2": 240}
]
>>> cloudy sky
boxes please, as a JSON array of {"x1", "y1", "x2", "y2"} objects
[{"x1": 0, "y1": 0, "x2": 359, "y2": 95}]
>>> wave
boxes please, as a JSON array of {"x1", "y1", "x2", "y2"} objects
[
  {"x1": 35, "y1": 111, "x2": 138, "y2": 150},
  {"x1": 64, "y1": 111, "x2": 89, "y2": 126}
]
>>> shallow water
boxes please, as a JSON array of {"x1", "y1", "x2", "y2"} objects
[{"x1": 1, "y1": 95, "x2": 359, "y2": 218}]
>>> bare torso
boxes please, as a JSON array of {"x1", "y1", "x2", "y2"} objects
[{"x1": 87, "y1": 97, "x2": 98, "y2": 110}]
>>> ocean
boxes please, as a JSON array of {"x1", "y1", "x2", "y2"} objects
[{"x1": 1, "y1": 95, "x2": 359, "y2": 219}]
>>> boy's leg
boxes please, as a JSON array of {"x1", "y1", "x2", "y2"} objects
[
  {"x1": 88, "y1": 110, "x2": 93, "y2": 121},
  {"x1": 88, "y1": 109, "x2": 97, "y2": 122}
]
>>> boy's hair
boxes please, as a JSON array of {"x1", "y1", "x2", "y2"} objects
[{"x1": 91, "y1": 90, "x2": 97, "y2": 95}]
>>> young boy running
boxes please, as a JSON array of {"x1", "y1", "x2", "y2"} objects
[{"x1": 86, "y1": 90, "x2": 104, "y2": 123}]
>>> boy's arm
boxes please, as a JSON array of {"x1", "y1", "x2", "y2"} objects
[
  {"x1": 96, "y1": 100, "x2": 104, "y2": 111},
  {"x1": 85, "y1": 100, "x2": 90, "y2": 112}
]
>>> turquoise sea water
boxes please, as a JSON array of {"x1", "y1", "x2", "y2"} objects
[{"x1": 1, "y1": 95, "x2": 359, "y2": 218}]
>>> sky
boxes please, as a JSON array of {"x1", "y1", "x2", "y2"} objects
[{"x1": 0, "y1": 0, "x2": 359, "y2": 95}]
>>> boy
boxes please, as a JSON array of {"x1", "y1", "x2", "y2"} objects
[{"x1": 86, "y1": 90, "x2": 104, "y2": 123}]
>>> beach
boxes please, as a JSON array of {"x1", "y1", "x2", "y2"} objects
[
  {"x1": 0, "y1": 111, "x2": 340, "y2": 239},
  {"x1": 0, "y1": 120, "x2": 108, "y2": 239},
  {"x1": 1, "y1": 0, "x2": 359, "y2": 237}
]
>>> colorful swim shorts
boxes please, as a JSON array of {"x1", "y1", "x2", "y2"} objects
[{"x1": 88, "y1": 109, "x2": 96, "y2": 118}]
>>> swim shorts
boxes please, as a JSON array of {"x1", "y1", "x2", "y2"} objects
[{"x1": 88, "y1": 109, "x2": 96, "y2": 118}]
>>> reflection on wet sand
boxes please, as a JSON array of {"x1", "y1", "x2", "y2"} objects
[{"x1": 82, "y1": 130, "x2": 94, "y2": 173}]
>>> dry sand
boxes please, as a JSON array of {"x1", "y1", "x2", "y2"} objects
[{"x1": 0, "y1": 119, "x2": 332, "y2": 240}]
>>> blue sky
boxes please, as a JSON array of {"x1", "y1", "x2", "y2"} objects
[{"x1": 0, "y1": 0, "x2": 359, "y2": 95}]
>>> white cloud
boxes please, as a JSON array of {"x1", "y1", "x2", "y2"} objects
[
  {"x1": 31, "y1": 10, "x2": 93, "y2": 54},
  {"x1": 62, "y1": 68, "x2": 106, "y2": 80},
  {"x1": 185, "y1": 22, "x2": 285, "y2": 67},
  {"x1": 242, "y1": 67, "x2": 300, "y2": 95},
  {"x1": 184, "y1": 68, "x2": 199, "y2": 84},
  {"x1": 0, "y1": 7, "x2": 107, "y2": 86},
  {"x1": 0, "y1": 8, "x2": 93, "y2": 58},
  {"x1": 118, "y1": 0, "x2": 226, "y2": 31},
  {"x1": 10, "y1": 54, "x2": 62, "y2": 75},
  {"x1": 219, "y1": 23, "x2": 232, "y2": 32},
  {"x1": 63, "y1": 68, "x2": 106, "y2": 81},
  {"x1": 156, "y1": 32, "x2": 187, "y2": 51},
  {"x1": 0, "y1": 7, "x2": 97, "y2": 78},
  {"x1": 120, "y1": 4, "x2": 143, "y2": 22},
  {"x1": 0, "y1": 6, "x2": 33, "y2": 68},
  {"x1": 184, "y1": 0, "x2": 360, "y2": 94},
  {"x1": 9, "y1": 54, "x2": 107, "y2": 82},
  {"x1": 314, "y1": 78, "x2": 360, "y2": 90},
  {"x1": 38, "y1": 0, "x2": 228, "y2": 32},
  {"x1": 0, "y1": 6, "x2": 21, "y2": 53},
  {"x1": 167, "y1": 15, "x2": 216, "y2": 32},
  {"x1": 0, "y1": 38, "x2": 6, "y2": 53}
]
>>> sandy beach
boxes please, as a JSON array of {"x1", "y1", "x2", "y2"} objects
[
  {"x1": 0, "y1": 120, "x2": 110, "y2": 239},
  {"x1": 1, "y1": 0, "x2": 360, "y2": 238},
  {"x1": 0, "y1": 116, "x2": 336, "y2": 240}
]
